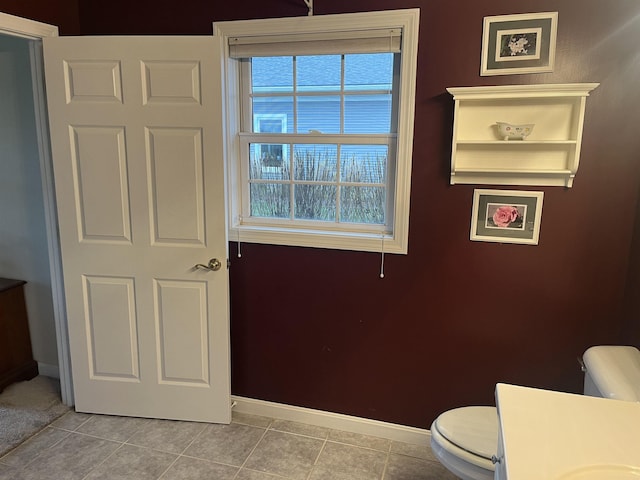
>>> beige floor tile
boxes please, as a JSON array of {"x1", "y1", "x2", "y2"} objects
[
  {"x1": 127, "y1": 418, "x2": 207, "y2": 454},
  {"x1": 389, "y1": 440, "x2": 432, "y2": 460},
  {"x1": 232, "y1": 411, "x2": 273, "y2": 429},
  {"x1": 0, "y1": 427, "x2": 69, "y2": 468},
  {"x1": 15, "y1": 432, "x2": 120, "y2": 480},
  {"x1": 184, "y1": 422, "x2": 265, "y2": 466},
  {"x1": 50, "y1": 411, "x2": 93, "y2": 431},
  {"x1": 84, "y1": 444, "x2": 177, "y2": 480},
  {"x1": 3, "y1": 407, "x2": 461, "y2": 480},
  {"x1": 313, "y1": 441, "x2": 387, "y2": 480},
  {"x1": 160, "y1": 456, "x2": 238, "y2": 480},
  {"x1": 270, "y1": 419, "x2": 330, "y2": 439},
  {"x1": 328, "y1": 429, "x2": 391, "y2": 452},
  {"x1": 383, "y1": 453, "x2": 459, "y2": 480},
  {"x1": 243, "y1": 430, "x2": 324, "y2": 479},
  {"x1": 309, "y1": 466, "x2": 382, "y2": 480},
  {"x1": 0, "y1": 463, "x2": 19, "y2": 480},
  {"x1": 235, "y1": 467, "x2": 289, "y2": 479},
  {"x1": 76, "y1": 414, "x2": 149, "y2": 442}
]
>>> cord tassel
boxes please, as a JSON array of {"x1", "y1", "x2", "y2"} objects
[{"x1": 303, "y1": 0, "x2": 313, "y2": 16}]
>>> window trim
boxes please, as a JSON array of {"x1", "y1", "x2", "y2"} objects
[
  {"x1": 251, "y1": 113, "x2": 288, "y2": 166},
  {"x1": 213, "y1": 9, "x2": 419, "y2": 254}
]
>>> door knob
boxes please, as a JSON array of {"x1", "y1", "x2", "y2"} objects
[{"x1": 194, "y1": 258, "x2": 222, "y2": 271}]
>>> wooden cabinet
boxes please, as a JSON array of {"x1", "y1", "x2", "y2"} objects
[
  {"x1": 0, "y1": 278, "x2": 38, "y2": 392},
  {"x1": 447, "y1": 83, "x2": 599, "y2": 187}
]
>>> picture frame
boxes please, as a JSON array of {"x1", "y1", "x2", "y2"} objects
[
  {"x1": 470, "y1": 189, "x2": 544, "y2": 245},
  {"x1": 480, "y1": 12, "x2": 558, "y2": 76}
]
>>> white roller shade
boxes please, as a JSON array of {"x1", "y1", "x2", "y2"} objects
[{"x1": 228, "y1": 28, "x2": 401, "y2": 58}]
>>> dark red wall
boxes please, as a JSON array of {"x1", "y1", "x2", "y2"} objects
[
  {"x1": 224, "y1": 1, "x2": 640, "y2": 428},
  {"x1": 0, "y1": 0, "x2": 80, "y2": 34},
  {"x1": 8, "y1": 0, "x2": 640, "y2": 428},
  {"x1": 621, "y1": 194, "x2": 640, "y2": 345}
]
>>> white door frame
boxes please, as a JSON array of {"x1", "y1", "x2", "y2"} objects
[{"x1": 0, "y1": 12, "x2": 74, "y2": 406}]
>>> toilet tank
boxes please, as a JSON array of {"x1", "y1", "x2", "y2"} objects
[{"x1": 582, "y1": 345, "x2": 640, "y2": 401}]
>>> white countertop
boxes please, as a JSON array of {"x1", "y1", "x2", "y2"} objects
[{"x1": 495, "y1": 383, "x2": 640, "y2": 480}]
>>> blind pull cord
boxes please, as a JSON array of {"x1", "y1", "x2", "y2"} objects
[
  {"x1": 237, "y1": 216, "x2": 242, "y2": 258},
  {"x1": 379, "y1": 234, "x2": 385, "y2": 279}
]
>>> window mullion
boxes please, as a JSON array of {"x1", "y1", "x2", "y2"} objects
[
  {"x1": 292, "y1": 57, "x2": 298, "y2": 221},
  {"x1": 336, "y1": 56, "x2": 346, "y2": 223},
  {"x1": 240, "y1": 60, "x2": 253, "y2": 133},
  {"x1": 340, "y1": 54, "x2": 345, "y2": 134},
  {"x1": 240, "y1": 133, "x2": 395, "y2": 144}
]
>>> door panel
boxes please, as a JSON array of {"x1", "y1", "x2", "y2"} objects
[
  {"x1": 70, "y1": 126, "x2": 131, "y2": 241},
  {"x1": 154, "y1": 279, "x2": 209, "y2": 384},
  {"x1": 147, "y1": 127, "x2": 205, "y2": 245},
  {"x1": 43, "y1": 36, "x2": 230, "y2": 423},
  {"x1": 84, "y1": 275, "x2": 139, "y2": 380}
]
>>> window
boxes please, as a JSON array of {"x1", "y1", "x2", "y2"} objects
[{"x1": 214, "y1": 9, "x2": 419, "y2": 254}]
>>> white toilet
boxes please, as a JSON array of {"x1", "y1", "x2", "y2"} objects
[
  {"x1": 581, "y1": 344, "x2": 640, "y2": 401},
  {"x1": 429, "y1": 345, "x2": 640, "y2": 480}
]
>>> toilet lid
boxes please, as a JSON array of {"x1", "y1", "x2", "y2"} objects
[{"x1": 434, "y1": 406, "x2": 498, "y2": 460}]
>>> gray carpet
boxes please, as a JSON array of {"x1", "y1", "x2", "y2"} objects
[{"x1": 0, "y1": 376, "x2": 70, "y2": 457}]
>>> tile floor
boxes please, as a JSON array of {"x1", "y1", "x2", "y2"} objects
[{"x1": 0, "y1": 409, "x2": 458, "y2": 480}]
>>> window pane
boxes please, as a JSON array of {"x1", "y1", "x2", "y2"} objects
[
  {"x1": 250, "y1": 183, "x2": 290, "y2": 218},
  {"x1": 294, "y1": 144, "x2": 337, "y2": 182},
  {"x1": 256, "y1": 118, "x2": 284, "y2": 134},
  {"x1": 297, "y1": 95, "x2": 340, "y2": 133},
  {"x1": 249, "y1": 143, "x2": 290, "y2": 180},
  {"x1": 252, "y1": 98, "x2": 293, "y2": 133},
  {"x1": 252, "y1": 57, "x2": 293, "y2": 93},
  {"x1": 340, "y1": 186, "x2": 385, "y2": 224},
  {"x1": 340, "y1": 145, "x2": 387, "y2": 184},
  {"x1": 297, "y1": 55, "x2": 341, "y2": 92},
  {"x1": 344, "y1": 94, "x2": 392, "y2": 134},
  {"x1": 344, "y1": 53, "x2": 393, "y2": 91},
  {"x1": 295, "y1": 185, "x2": 336, "y2": 221}
]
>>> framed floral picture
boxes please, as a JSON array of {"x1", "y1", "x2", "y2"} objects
[
  {"x1": 480, "y1": 12, "x2": 558, "y2": 76},
  {"x1": 470, "y1": 189, "x2": 544, "y2": 244}
]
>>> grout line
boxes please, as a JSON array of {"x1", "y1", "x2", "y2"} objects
[
  {"x1": 177, "y1": 422, "x2": 209, "y2": 455},
  {"x1": 240, "y1": 467, "x2": 291, "y2": 479},
  {"x1": 48, "y1": 411, "x2": 91, "y2": 432},
  {"x1": 268, "y1": 428, "x2": 329, "y2": 441},
  {"x1": 177, "y1": 452, "x2": 241, "y2": 468},
  {"x1": 57, "y1": 427, "x2": 134, "y2": 444},
  {"x1": 156, "y1": 455, "x2": 181, "y2": 480},
  {"x1": 157, "y1": 421, "x2": 210, "y2": 479},
  {"x1": 0, "y1": 426, "x2": 71, "y2": 471},
  {"x1": 380, "y1": 440, "x2": 393, "y2": 480},
  {"x1": 79, "y1": 440, "x2": 126, "y2": 480},
  {"x1": 305, "y1": 434, "x2": 328, "y2": 480},
  {"x1": 231, "y1": 423, "x2": 270, "y2": 480},
  {"x1": 262, "y1": 421, "x2": 392, "y2": 453}
]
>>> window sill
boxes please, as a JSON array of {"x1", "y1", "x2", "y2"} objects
[{"x1": 230, "y1": 224, "x2": 407, "y2": 254}]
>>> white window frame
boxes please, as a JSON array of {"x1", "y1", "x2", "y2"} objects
[
  {"x1": 252, "y1": 113, "x2": 288, "y2": 165},
  {"x1": 213, "y1": 9, "x2": 419, "y2": 254}
]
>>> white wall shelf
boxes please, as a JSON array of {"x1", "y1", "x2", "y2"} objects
[{"x1": 447, "y1": 83, "x2": 599, "y2": 187}]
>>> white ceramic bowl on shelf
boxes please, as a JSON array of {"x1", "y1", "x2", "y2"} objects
[{"x1": 496, "y1": 122, "x2": 535, "y2": 140}]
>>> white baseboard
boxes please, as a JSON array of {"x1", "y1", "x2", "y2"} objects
[
  {"x1": 231, "y1": 395, "x2": 431, "y2": 446},
  {"x1": 38, "y1": 362, "x2": 60, "y2": 379}
]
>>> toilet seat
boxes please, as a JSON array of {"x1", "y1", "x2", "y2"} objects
[
  {"x1": 430, "y1": 406, "x2": 498, "y2": 480},
  {"x1": 435, "y1": 406, "x2": 498, "y2": 460}
]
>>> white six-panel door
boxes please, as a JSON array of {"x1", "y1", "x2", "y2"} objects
[{"x1": 43, "y1": 36, "x2": 230, "y2": 423}]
